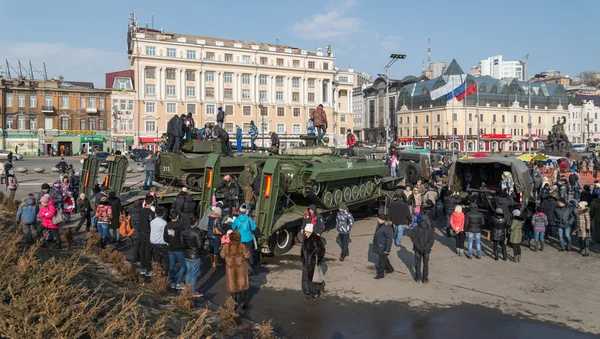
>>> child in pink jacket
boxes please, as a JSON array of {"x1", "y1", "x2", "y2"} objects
[{"x1": 38, "y1": 194, "x2": 61, "y2": 249}]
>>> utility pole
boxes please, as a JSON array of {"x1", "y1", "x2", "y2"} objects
[{"x1": 528, "y1": 85, "x2": 532, "y2": 154}]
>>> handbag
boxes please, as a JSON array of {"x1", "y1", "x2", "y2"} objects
[
  {"x1": 312, "y1": 255, "x2": 324, "y2": 283},
  {"x1": 52, "y1": 210, "x2": 65, "y2": 225}
]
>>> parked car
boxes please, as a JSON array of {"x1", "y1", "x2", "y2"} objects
[
  {"x1": 129, "y1": 148, "x2": 152, "y2": 162},
  {"x1": 0, "y1": 150, "x2": 23, "y2": 161},
  {"x1": 95, "y1": 152, "x2": 110, "y2": 168}
]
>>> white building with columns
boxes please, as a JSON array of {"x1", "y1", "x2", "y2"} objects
[{"x1": 568, "y1": 100, "x2": 600, "y2": 143}]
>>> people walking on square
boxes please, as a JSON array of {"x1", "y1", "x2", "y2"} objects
[
  {"x1": 450, "y1": 205, "x2": 465, "y2": 256},
  {"x1": 300, "y1": 223, "x2": 326, "y2": 300},
  {"x1": 221, "y1": 230, "x2": 251, "y2": 309},
  {"x1": 409, "y1": 200, "x2": 435, "y2": 283},
  {"x1": 389, "y1": 195, "x2": 411, "y2": 247},
  {"x1": 510, "y1": 209, "x2": 524, "y2": 262},
  {"x1": 311, "y1": 104, "x2": 328, "y2": 144},
  {"x1": 554, "y1": 198, "x2": 575, "y2": 252},
  {"x1": 532, "y1": 206, "x2": 549, "y2": 251},
  {"x1": 372, "y1": 214, "x2": 394, "y2": 279},
  {"x1": 269, "y1": 131, "x2": 280, "y2": 154},
  {"x1": 16, "y1": 194, "x2": 40, "y2": 244},
  {"x1": 335, "y1": 202, "x2": 354, "y2": 261},
  {"x1": 56, "y1": 158, "x2": 68, "y2": 176}
]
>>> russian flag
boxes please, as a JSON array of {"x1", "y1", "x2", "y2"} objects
[
  {"x1": 457, "y1": 83, "x2": 477, "y2": 102},
  {"x1": 445, "y1": 82, "x2": 465, "y2": 101}
]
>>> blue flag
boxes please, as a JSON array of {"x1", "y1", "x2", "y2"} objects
[{"x1": 445, "y1": 82, "x2": 466, "y2": 101}]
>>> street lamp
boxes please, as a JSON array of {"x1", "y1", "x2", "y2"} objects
[{"x1": 381, "y1": 53, "x2": 406, "y2": 151}]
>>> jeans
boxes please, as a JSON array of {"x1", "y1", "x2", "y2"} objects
[
  {"x1": 414, "y1": 250, "x2": 429, "y2": 280},
  {"x1": 339, "y1": 233, "x2": 350, "y2": 257},
  {"x1": 168, "y1": 251, "x2": 187, "y2": 285},
  {"x1": 251, "y1": 137, "x2": 257, "y2": 151},
  {"x1": 376, "y1": 253, "x2": 393, "y2": 277},
  {"x1": 467, "y1": 232, "x2": 482, "y2": 258},
  {"x1": 185, "y1": 258, "x2": 201, "y2": 292},
  {"x1": 390, "y1": 166, "x2": 397, "y2": 177},
  {"x1": 208, "y1": 237, "x2": 221, "y2": 255},
  {"x1": 144, "y1": 170, "x2": 154, "y2": 190},
  {"x1": 558, "y1": 227, "x2": 571, "y2": 249},
  {"x1": 534, "y1": 231, "x2": 545, "y2": 243},
  {"x1": 236, "y1": 139, "x2": 243, "y2": 152},
  {"x1": 218, "y1": 121, "x2": 223, "y2": 128},
  {"x1": 97, "y1": 222, "x2": 109, "y2": 240},
  {"x1": 316, "y1": 125, "x2": 326, "y2": 144},
  {"x1": 394, "y1": 224, "x2": 406, "y2": 245}
]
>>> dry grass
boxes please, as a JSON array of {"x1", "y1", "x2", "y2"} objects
[
  {"x1": 65, "y1": 228, "x2": 75, "y2": 249},
  {"x1": 178, "y1": 308, "x2": 212, "y2": 339},
  {"x1": 148, "y1": 261, "x2": 169, "y2": 296},
  {"x1": 84, "y1": 227, "x2": 101, "y2": 255},
  {"x1": 254, "y1": 319, "x2": 277, "y2": 339},
  {"x1": 170, "y1": 284, "x2": 195, "y2": 311},
  {"x1": 216, "y1": 296, "x2": 240, "y2": 335}
]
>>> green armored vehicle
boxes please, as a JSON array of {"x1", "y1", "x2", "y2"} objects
[{"x1": 155, "y1": 138, "x2": 252, "y2": 190}]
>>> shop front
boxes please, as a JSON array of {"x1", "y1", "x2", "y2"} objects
[
  {"x1": 2, "y1": 132, "x2": 39, "y2": 155},
  {"x1": 446, "y1": 136, "x2": 464, "y2": 152},
  {"x1": 396, "y1": 137, "x2": 413, "y2": 146},
  {"x1": 431, "y1": 136, "x2": 446, "y2": 151},
  {"x1": 81, "y1": 135, "x2": 105, "y2": 154},
  {"x1": 480, "y1": 134, "x2": 513, "y2": 152},
  {"x1": 139, "y1": 137, "x2": 160, "y2": 151},
  {"x1": 413, "y1": 136, "x2": 431, "y2": 149},
  {"x1": 113, "y1": 135, "x2": 135, "y2": 153}
]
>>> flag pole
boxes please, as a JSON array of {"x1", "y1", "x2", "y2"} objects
[
  {"x1": 464, "y1": 77, "x2": 468, "y2": 152},
  {"x1": 476, "y1": 81, "x2": 480, "y2": 151},
  {"x1": 451, "y1": 87, "x2": 455, "y2": 159}
]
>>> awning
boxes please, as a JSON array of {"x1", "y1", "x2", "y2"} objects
[
  {"x1": 81, "y1": 135, "x2": 104, "y2": 142},
  {"x1": 139, "y1": 137, "x2": 159, "y2": 143}
]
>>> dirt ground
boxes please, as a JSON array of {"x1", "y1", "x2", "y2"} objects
[{"x1": 259, "y1": 216, "x2": 600, "y2": 335}]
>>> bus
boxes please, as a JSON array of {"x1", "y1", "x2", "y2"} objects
[{"x1": 571, "y1": 143, "x2": 586, "y2": 152}]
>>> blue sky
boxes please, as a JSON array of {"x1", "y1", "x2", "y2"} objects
[{"x1": 0, "y1": 0, "x2": 596, "y2": 87}]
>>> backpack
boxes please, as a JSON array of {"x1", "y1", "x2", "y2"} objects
[
  {"x1": 568, "y1": 173, "x2": 577, "y2": 186},
  {"x1": 119, "y1": 214, "x2": 134, "y2": 237},
  {"x1": 22, "y1": 205, "x2": 37, "y2": 224}
]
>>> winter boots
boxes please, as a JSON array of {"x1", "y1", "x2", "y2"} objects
[
  {"x1": 513, "y1": 254, "x2": 521, "y2": 263},
  {"x1": 502, "y1": 247, "x2": 508, "y2": 261},
  {"x1": 540, "y1": 241, "x2": 544, "y2": 251},
  {"x1": 532, "y1": 241, "x2": 538, "y2": 252},
  {"x1": 457, "y1": 248, "x2": 462, "y2": 257},
  {"x1": 494, "y1": 248, "x2": 499, "y2": 261}
]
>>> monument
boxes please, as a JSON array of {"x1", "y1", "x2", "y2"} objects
[{"x1": 544, "y1": 117, "x2": 571, "y2": 153}]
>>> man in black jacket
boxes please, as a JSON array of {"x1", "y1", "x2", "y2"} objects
[
  {"x1": 181, "y1": 217, "x2": 204, "y2": 297},
  {"x1": 540, "y1": 194, "x2": 558, "y2": 237},
  {"x1": 465, "y1": 203, "x2": 485, "y2": 259},
  {"x1": 167, "y1": 115, "x2": 178, "y2": 153},
  {"x1": 217, "y1": 174, "x2": 240, "y2": 222},
  {"x1": 171, "y1": 189, "x2": 187, "y2": 219},
  {"x1": 172, "y1": 115, "x2": 183, "y2": 152},
  {"x1": 212, "y1": 125, "x2": 233, "y2": 157},
  {"x1": 373, "y1": 214, "x2": 394, "y2": 279},
  {"x1": 410, "y1": 200, "x2": 435, "y2": 283},
  {"x1": 164, "y1": 210, "x2": 186, "y2": 290},
  {"x1": 138, "y1": 196, "x2": 156, "y2": 276},
  {"x1": 443, "y1": 191, "x2": 462, "y2": 237},
  {"x1": 269, "y1": 131, "x2": 280, "y2": 154},
  {"x1": 388, "y1": 195, "x2": 412, "y2": 246},
  {"x1": 553, "y1": 198, "x2": 575, "y2": 252}
]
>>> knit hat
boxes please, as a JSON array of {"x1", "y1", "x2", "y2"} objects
[
  {"x1": 495, "y1": 208, "x2": 503, "y2": 215},
  {"x1": 304, "y1": 223, "x2": 314, "y2": 233},
  {"x1": 512, "y1": 209, "x2": 521, "y2": 217},
  {"x1": 454, "y1": 205, "x2": 462, "y2": 213},
  {"x1": 239, "y1": 204, "x2": 247, "y2": 214},
  {"x1": 218, "y1": 107, "x2": 223, "y2": 111},
  {"x1": 579, "y1": 201, "x2": 588, "y2": 208},
  {"x1": 54, "y1": 180, "x2": 60, "y2": 185},
  {"x1": 339, "y1": 202, "x2": 347, "y2": 210},
  {"x1": 42, "y1": 183, "x2": 50, "y2": 190},
  {"x1": 40, "y1": 194, "x2": 50, "y2": 203}
]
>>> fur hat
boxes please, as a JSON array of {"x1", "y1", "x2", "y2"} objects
[
  {"x1": 229, "y1": 230, "x2": 241, "y2": 242},
  {"x1": 304, "y1": 223, "x2": 314, "y2": 233},
  {"x1": 579, "y1": 201, "x2": 588, "y2": 208},
  {"x1": 212, "y1": 206, "x2": 222, "y2": 215},
  {"x1": 512, "y1": 209, "x2": 521, "y2": 217}
]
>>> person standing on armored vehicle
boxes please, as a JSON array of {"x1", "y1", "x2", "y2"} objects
[
  {"x1": 346, "y1": 129, "x2": 356, "y2": 156},
  {"x1": 249, "y1": 121, "x2": 258, "y2": 152},
  {"x1": 235, "y1": 125, "x2": 243, "y2": 153},
  {"x1": 211, "y1": 124, "x2": 233, "y2": 157},
  {"x1": 269, "y1": 131, "x2": 280, "y2": 154},
  {"x1": 167, "y1": 115, "x2": 178, "y2": 152},
  {"x1": 238, "y1": 163, "x2": 254, "y2": 207},
  {"x1": 217, "y1": 106, "x2": 225, "y2": 128},
  {"x1": 216, "y1": 174, "x2": 240, "y2": 223},
  {"x1": 311, "y1": 104, "x2": 328, "y2": 144},
  {"x1": 184, "y1": 112, "x2": 195, "y2": 139}
]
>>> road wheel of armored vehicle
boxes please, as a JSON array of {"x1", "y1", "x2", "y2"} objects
[
  {"x1": 273, "y1": 228, "x2": 295, "y2": 255},
  {"x1": 359, "y1": 183, "x2": 368, "y2": 198},
  {"x1": 404, "y1": 162, "x2": 421, "y2": 185},
  {"x1": 333, "y1": 189, "x2": 343, "y2": 206},
  {"x1": 342, "y1": 187, "x2": 352, "y2": 202},
  {"x1": 322, "y1": 191, "x2": 334, "y2": 208},
  {"x1": 365, "y1": 181, "x2": 375, "y2": 196},
  {"x1": 351, "y1": 185, "x2": 360, "y2": 200}
]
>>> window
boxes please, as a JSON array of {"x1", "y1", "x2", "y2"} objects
[
  {"x1": 166, "y1": 69, "x2": 176, "y2": 80},
  {"x1": 44, "y1": 117, "x2": 52, "y2": 130},
  {"x1": 187, "y1": 50, "x2": 196, "y2": 59},
  {"x1": 128, "y1": 100, "x2": 133, "y2": 110},
  {"x1": 277, "y1": 107, "x2": 285, "y2": 117},
  {"x1": 224, "y1": 73, "x2": 232, "y2": 83},
  {"x1": 436, "y1": 113, "x2": 440, "y2": 122},
  {"x1": 399, "y1": 117, "x2": 403, "y2": 124},
  {"x1": 513, "y1": 115, "x2": 517, "y2": 123},
  {"x1": 5, "y1": 117, "x2": 13, "y2": 129},
  {"x1": 167, "y1": 103, "x2": 177, "y2": 114},
  {"x1": 339, "y1": 76, "x2": 348, "y2": 83},
  {"x1": 145, "y1": 121, "x2": 156, "y2": 132},
  {"x1": 308, "y1": 93, "x2": 315, "y2": 102},
  {"x1": 187, "y1": 103, "x2": 196, "y2": 115},
  {"x1": 276, "y1": 123, "x2": 285, "y2": 134},
  {"x1": 276, "y1": 77, "x2": 283, "y2": 86},
  {"x1": 120, "y1": 120, "x2": 127, "y2": 131},
  {"x1": 224, "y1": 88, "x2": 233, "y2": 99},
  {"x1": 538, "y1": 116, "x2": 542, "y2": 123},
  {"x1": 293, "y1": 124, "x2": 301, "y2": 134},
  {"x1": 260, "y1": 106, "x2": 268, "y2": 116},
  {"x1": 260, "y1": 57, "x2": 267, "y2": 65},
  {"x1": 323, "y1": 63, "x2": 329, "y2": 70},
  {"x1": 292, "y1": 78, "x2": 299, "y2": 87},
  {"x1": 206, "y1": 52, "x2": 215, "y2": 61},
  {"x1": 99, "y1": 119, "x2": 105, "y2": 131},
  {"x1": 225, "y1": 105, "x2": 234, "y2": 116},
  {"x1": 293, "y1": 60, "x2": 300, "y2": 68},
  {"x1": 277, "y1": 58, "x2": 284, "y2": 66},
  {"x1": 415, "y1": 116, "x2": 419, "y2": 123},
  {"x1": 308, "y1": 79, "x2": 315, "y2": 88},
  {"x1": 340, "y1": 115, "x2": 346, "y2": 122},
  {"x1": 145, "y1": 84, "x2": 156, "y2": 95},
  {"x1": 520, "y1": 116, "x2": 524, "y2": 123},
  {"x1": 44, "y1": 95, "x2": 53, "y2": 107},
  {"x1": 293, "y1": 108, "x2": 300, "y2": 117},
  {"x1": 18, "y1": 116, "x2": 26, "y2": 130},
  {"x1": 452, "y1": 113, "x2": 457, "y2": 121},
  {"x1": 225, "y1": 54, "x2": 233, "y2": 62},
  {"x1": 205, "y1": 71, "x2": 214, "y2": 82},
  {"x1": 80, "y1": 119, "x2": 86, "y2": 130},
  {"x1": 276, "y1": 91, "x2": 283, "y2": 101},
  {"x1": 119, "y1": 100, "x2": 126, "y2": 110},
  {"x1": 186, "y1": 86, "x2": 196, "y2": 97},
  {"x1": 29, "y1": 95, "x2": 37, "y2": 108},
  {"x1": 223, "y1": 122, "x2": 234, "y2": 133},
  {"x1": 259, "y1": 75, "x2": 267, "y2": 85},
  {"x1": 426, "y1": 115, "x2": 429, "y2": 123},
  {"x1": 502, "y1": 115, "x2": 505, "y2": 123},
  {"x1": 185, "y1": 70, "x2": 195, "y2": 81},
  {"x1": 89, "y1": 97, "x2": 96, "y2": 108},
  {"x1": 308, "y1": 61, "x2": 315, "y2": 69},
  {"x1": 243, "y1": 106, "x2": 251, "y2": 116},
  {"x1": 145, "y1": 102, "x2": 156, "y2": 114},
  {"x1": 128, "y1": 120, "x2": 133, "y2": 130},
  {"x1": 206, "y1": 104, "x2": 215, "y2": 115},
  {"x1": 18, "y1": 94, "x2": 25, "y2": 107},
  {"x1": 340, "y1": 127, "x2": 346, "y2": 134},
  {"x1": 292, "y1": 92, "x2": 299, "y2": 102},
  {"x1": 89, "y1": 118, "x2": 96, "y2": 130},
  {"x1": 6, "y1": 94, "x2": 13, "y2": 107},
  {"x1": 205, "y1": 87, "x2": 214, "y2": 98},
  {"x1": 242, "y1": 123, "x2": 251, "y2": 132},
  {"x1": 243, "y1": 55, "x2": 251, "y2": 64},
  {"x1": 30, "y1": 117, "x2": 36, "y2": 130},
  {"x1": 167, "y1": 85, "x2": 176, "y2": 96},
  {"x1": 242, "y1": 89, "x2": 250, "y2": 99},
  {"x1": 113, "y1": 99, "x2": 118, "y2": 109},
  {"x1": 99, "y1": 98, "x2": 104, "y2": 109},
  {"x1": 167, "y1": 48, "x2": 176, "y2": 58},
  {"x1": 259, "y1": 90, "x2": 267, "y2": 100},
  {"x1": 145, "y1": 67, "x2": 155, "y2": 79},
  {"x1": 145, "y1": 46, "x2": 155, "y2": 56},
  {"x1": 242, "y1": 74, "x2": 250, "y2": 84},
  {"x1": 61, "y1": 96, "x2": 69, "y2": 108}
]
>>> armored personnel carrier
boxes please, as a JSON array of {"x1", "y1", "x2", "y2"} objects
[{"x1": 155, "y1": 138, "x2": 252, "y2": 190}]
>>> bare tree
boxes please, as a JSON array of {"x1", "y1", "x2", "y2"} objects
[{"x1": 578, "y1": 71, "x2": 600, "y2": 87}]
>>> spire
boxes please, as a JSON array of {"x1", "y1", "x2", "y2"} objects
[{"x1": 443, "y1": 59, "x2": 464, "y2": 76}]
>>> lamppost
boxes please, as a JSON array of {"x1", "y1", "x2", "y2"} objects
[
  {"x1": 584, "y1": 110, "x2": 593, "y2": 146},
  {"x1": 381, "y1": 53, "x2": 406, "y2": 152},
  {"x1": 528, "y1": 84, "x2": 532, "y2": 154}
]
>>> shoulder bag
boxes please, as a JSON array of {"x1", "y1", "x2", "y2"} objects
[
  {"x1": 312, "y1": 254, "x2": 324, "y2": 283},
  {"x1": 52, "y1": 209, "x2": 65, "y2": 225}
]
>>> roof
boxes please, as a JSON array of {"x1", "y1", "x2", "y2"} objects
[
  {"x1": 59, "y1": 81, "x2": 95, "y2": 90},
  {"x1": 575, "y1": 94, "x2": 600, "y2": 103},
  {"x1": 137, "y1": 28, "x2": 325, "y2": 57},
  {"x1": 443, "y1": 59, "x2": 464, "y2": 76}
]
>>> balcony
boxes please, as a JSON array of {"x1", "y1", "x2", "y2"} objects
[
  {"x1": 41, "y1": 106, "x2": 55, "y2": 113},
  {"x1": 86, "y1": 107, "x2": 98, "y2": 114}
]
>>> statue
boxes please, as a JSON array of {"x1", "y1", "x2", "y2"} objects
[{"x1": 544, "y1": 117, "x2": 571, "y2": 153}]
